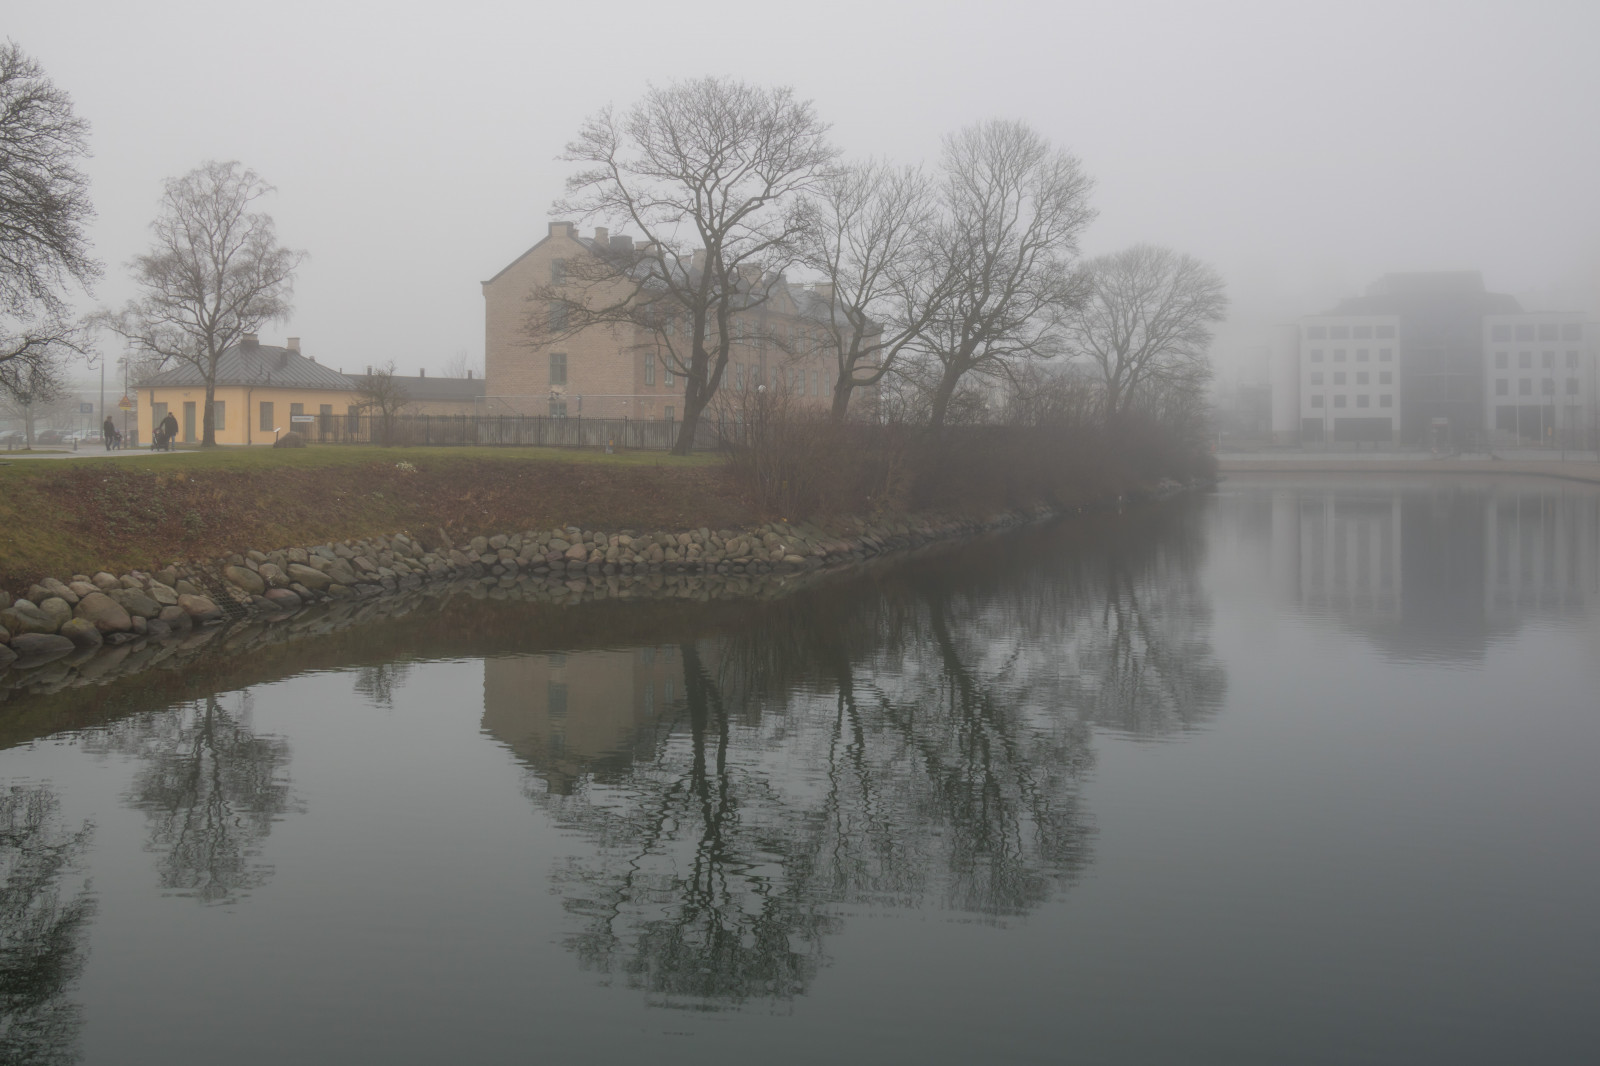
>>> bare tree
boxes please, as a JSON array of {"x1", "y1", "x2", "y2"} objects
[
  {"x1": 913, "y1": 120, "x2": 1095, "y2": 430},
  {"x1": 113, "y1": 161, "x2": 305, "y2": 447},
  {"x1": 804, "y1": 161, "x2": 944, "y2": 421},
  {"x1": 0, "y1": 42, "x2": 99, "y2": 407},
  {"x1": 0, "y1": 357, "x2": 63, "y2": 447},
  {"x1": 539, "y1": 77, "x2": 837, "y2": 455},
  {"x1": 442, "y1": 347, "x2": 481, "y2": 380},
  {"x1": 1064, "y1": 244, "x2": 1227, "y2": 420},
  {"x1": 351, "y1": 360, "x2": 411, "y2": 445}
]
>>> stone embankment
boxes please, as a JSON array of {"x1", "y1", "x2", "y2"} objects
[{"x1": 7, "y1": 491, "x2": 1184, "y2": 692}]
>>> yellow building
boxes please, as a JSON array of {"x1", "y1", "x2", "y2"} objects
[{"x1": 136, "y1": 335, "x2": 486, "y2": 445}]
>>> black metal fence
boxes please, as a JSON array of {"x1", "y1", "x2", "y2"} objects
[{"x1": 290, "y1": 413, "x2": 746, "y2": 451}]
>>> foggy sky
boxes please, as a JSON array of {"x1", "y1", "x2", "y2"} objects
[{"x1": 13, "y1": 0, "x2": 1600, "y2": 386}]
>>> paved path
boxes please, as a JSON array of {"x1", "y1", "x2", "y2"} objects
[
  {"x1": 0, "y1": 446, "x2": 185, "y2": 462},
  {"x1": 1219, "y1": 453, "x2": 1600, "y2": 486}
]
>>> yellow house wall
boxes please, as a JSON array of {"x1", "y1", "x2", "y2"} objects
[{"x1": 139, "y1": 384, "x2": 359, "y2": 446}]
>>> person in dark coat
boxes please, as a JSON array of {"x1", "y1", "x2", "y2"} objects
[
  {"x1": 160, "y1": 411, "x2": 179, "y2": 450},
  {"x1": 103, "y1": 416, "x2": 116, "y2": 450}
]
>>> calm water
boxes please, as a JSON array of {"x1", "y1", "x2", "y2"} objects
[{"x1": 2, "y1": 475, "x2": 1597, "y2": 1065}]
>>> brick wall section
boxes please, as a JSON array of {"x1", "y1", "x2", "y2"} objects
[{"x1": 484, "y1": 222, "x2": 853, "y2": 421}]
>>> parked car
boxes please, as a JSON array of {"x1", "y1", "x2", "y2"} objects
[
  {"x1": 35, "y1": 429, "x2": 65, "y2": 444},
  {"x1": 0, "y1": 430, "x2": 23, "y2": 446}
]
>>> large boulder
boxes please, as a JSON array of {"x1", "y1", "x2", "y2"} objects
[
  {"x1": 40, "y1": 577, "x2": 79, "y2": 605},
  {"x1": 0, "y1": 643, "x2": 15, "y2": 670},
  {"x1": 148, "y1": 582, "x2": 180, "y2": 606},
  {"x1": 177, "y1": 594, "x2": 223, "y2": 623},
  {"x1": 256, "y1": 563, "x2": 290, "y2": 588},
  {"x1": 223, "y1": 565, "x2": 266, "y2": 595},
  {"x1": 37, "y1": 597, "x2": 75, "y2": 631},
  {"x1": 6, "y1": 632, "x2": 74, "y2": 665},
  {"x1": 286, "y1": 563, "x2": 330, "y2": 591},
  {"x1": 157, "y1": 605, "x2": 193, "y2": 631},
  {"x1": 91, "y1": 572, "x2": 120, "y2": 590},
  {"x1": 1, "y1": 601, "x2": 58, "y2": 636},
  {"x1": 108, "y1": 587, "x2": 162, "y2": 619},
  {"x1": 74, "y1": 591, "x2": 133, "y2": 634},
  {"x1": 262, "y1": 588, "x2": 303, "y2": 611},
  {"x1": 58, "y1": 617, "x2": 104, "y2": 648}
]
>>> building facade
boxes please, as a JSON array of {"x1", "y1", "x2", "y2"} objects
[
  {"x1": 1276, "y1": 273, "x2": 1596, "y2": 448},
  {"x1": 483, "y1": 221, "x2": 850, "y2": 421},
  {"x1": 137, "y1": 336, "x2": 485, "y2": 445}
]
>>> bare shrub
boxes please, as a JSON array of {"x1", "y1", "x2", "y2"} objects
[{"x1": 272, "y1": 431, "x2": 305, "y2": 448}]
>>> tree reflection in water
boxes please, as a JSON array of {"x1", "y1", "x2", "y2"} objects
[
  {"x1": 84, "y1": 693, "x2": 297, "y2": 903},
  {"x1": 0, "y1": 784, "x2": 95, "y2": 1065},
  {"x1": 532, "y1": 504, "x2": 1224, "y2": 1008}
]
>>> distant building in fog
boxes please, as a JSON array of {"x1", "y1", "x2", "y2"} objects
[{"x1": 1271, "y1": 272, "x2": 1596, "y2": 448}]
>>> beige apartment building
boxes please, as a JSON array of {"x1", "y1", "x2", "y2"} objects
[{"x1": 482, "y1": 221, "x2": 854, "y2": 421}]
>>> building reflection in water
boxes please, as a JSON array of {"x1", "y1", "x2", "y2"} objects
[
  {"x1": 480, "y1": 503, "x2": 1225, "y2": 1009},
  {"x1": 1246, "y1": 478, "x2": 1599, "y2": 659}
]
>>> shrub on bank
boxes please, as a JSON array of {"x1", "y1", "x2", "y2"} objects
[{"x1": 273, "y1": 432, "x2": 306, "y2": 448}]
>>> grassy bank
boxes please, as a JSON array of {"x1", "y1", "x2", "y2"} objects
[{"x1": 0, "y1": 446, "x2": 748, "y2": 589}]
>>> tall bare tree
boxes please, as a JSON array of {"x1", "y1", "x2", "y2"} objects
[
  {"x1": 540, "y1": 77, "x2": 837, "y2": 455},
  {"x1": 113, "y1": 161, "x2": 305, "y2": 447},
  {"x1": 913, "y1": 120, "x2": 1095, "y2": 430},
  {"x1": 1064, "y1": 244, "x2": 1227, "y2": 420},
  {"x1": 0, "y1": 41, "x2": 99, "y2": 407},
  {"x1": 803, "y1": 161, "x2": 944, "y2": 421},
  {"x1": 352, "y1": 360, "x2": 411, "y2": 445}
]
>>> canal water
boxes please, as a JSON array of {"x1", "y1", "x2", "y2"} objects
[{"x1": 1, "y1": 475, "x2": 1596, "y2": 1065}]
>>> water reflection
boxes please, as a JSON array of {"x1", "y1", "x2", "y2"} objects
[
  {"x1": 0, "y1": 783, "x2": 95, "y2": 1064},
  {"x1": 82, "y1": 694, "x2": 297, "y2": 903},
  {"x1": 1237, "y1": 477, "x2": 1600, "y2": 660},
  {"x1": 484, "y1": 504, "x2": 1223, "y2": 1007}
]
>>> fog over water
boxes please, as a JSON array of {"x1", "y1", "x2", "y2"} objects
[{"x1": 12, "y1": 0, "x2": 1600, "y2": 384}]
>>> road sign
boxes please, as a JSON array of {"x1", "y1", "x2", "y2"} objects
[
  {"x1": 117, "y1": 396, "x2": 135, "y2": 410},
  {"x1": 290, "y1": 415, "x2": 314, "y2": 423},
  {"x1": 79, "y1": 402, "x2": 94, "y2": 414}
]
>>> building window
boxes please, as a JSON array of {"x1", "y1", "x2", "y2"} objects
[
  {"x1": 1379, "y1": 348, "x2": 1393, "y2": 361},
  {"x1": 1310, "y1": 350, "x2": 1324, "y2": 362},
  {"x1": 1333, "y1": 349, "x2": 1347, "y2": 362},
  {"x1": 735, "y1": 364, "x2": 745, "y2": 390},
  {"x1": 1495, "y1": 379, "x2": 1508, "y2": 396},
  {"x1": 1307, "y1": 326, "x2": 1327, "y2": 339},
  {"x1": 1567, "y1": 351, "x2": 1580, "y2": 369},
  {"x1": 347, "y1": 405, "x2": 359, "y2": 433},
  {"x1": 549, "y1": 352, "x2": 567, "y2": 386},
  {"x1": 1542, "y1": 378, "x2": 1555, "y2": 395},
  {"x1": 1519, "y1": 352, "x2": 1532, "y2": 368},
  {"x1": 550, "y1": 258, "x2": 566, "y2": 284},
  {"x1": 1310, "y1": 395, "x2": 1324, "y2": 408},
  {"x1": 1357, "y1": 394, "x2": 1370, "y2": 407},
  {"x1": 1356, "y1": 349, "x2": 1370, "y2": 362},
  {"x1": 664, "y1": 405, "x2": 674, "y2": 421},
  {"x1": 1538, "y1": 323, "x2": 1557, "y2": 342},
  {"x1": 664, "y1": 362, "x2": 675, "y2": 386},
  {"x1": 549, "y1": 302, "x2": 568, "y2": 332},
  {"x1": 1333, "y1": 372, "x2": 1346, "y2": 385},
  {"x1": 259, "y1": 401, "x2": 274, "y2": 432},
  {"x1": 1380, "y1": 394, "x2": 1393, "y2": 407},
  {"x1": 1561, "y1": 323, "x2": 1582, "y2": 342},
  {"x1": 1354, "y1": 325, "x2": 1373, "y2": 339},
  {"x1": 1494, "y1": 351, "x2": 1507, "y2": 369},
  {"x1": 644, "y1": 356, "x2": 656, "y2": 386},
  {"x1": 1516, "y1": 324, "x2": 1534, "y2": 342},
  {"x1": 1310, "y1": 372, "x2": 1323, "y2": 385},
  {"x1": 1376, "y1": 325, "x2": 1395, "y2": 339},
  {"x1": 1542, "y1": 351, "x2": 1554, "y2": 369},
  {"x1": 1492, "y1": 324, "x2": 1512, "y2": 342},
  {"x1": 1519, "y1": 379, "x2": 1531, "y2": 396},
  {"x1": 1355, "y1": 372, "x2": 1369, "y2": 385},
  {"x1": 1330, "y1": 326, "x2": 1349, "y2": 339},
  {"x1": 548, "y1": 396, "x2": 567, "y2": 418},
  {"x1": 212, "y1": 401, "x2": 225, "y2": 431},
  {"x1": 290, "y1": 402, "x2": 304, "y2": 419},
  {"x1": 1566, "y1": 378, "x2": 1580, "y2": 395},
  {"x1": 1333, "y1": 395, "x2": 1347, "y2": 408},
  {"x1": 1379, "y1": 371, "x2": 1392, "y2": 385}
]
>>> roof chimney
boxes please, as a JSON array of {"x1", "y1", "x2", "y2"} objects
[
  {"x1": 241, "y1": 333, "x2": 259, "y2": 350},
  {"x1": 420, "y1": 368, "x2": 426, "y2": 378},
  {"x1": 611, "y1": 235, "x2": 634, "y2": 253},
  {"x1": 467, "y1": 369, "x2": 473, "y2": 379},
  {"x1": 286, "y1": 337, "x2": 300, "y2": 353},
  {"x1": 549, "y1": 220, "x2": 574, "y2": 238},
  {"x1": 594, "y1": 226, "x2": 608, "y2": 246}
]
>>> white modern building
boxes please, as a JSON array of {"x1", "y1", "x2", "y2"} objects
[{"x1": 1482, "y1": 313, "x2": 1592, "y2": 446}]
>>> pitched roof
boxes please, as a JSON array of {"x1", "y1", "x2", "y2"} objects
[
  {"x1": 138, "y1": 343, "x2": 355, "y2": 390},
  {"x1": 381, "y1": 374, "x2": 486, "y2": 403}
]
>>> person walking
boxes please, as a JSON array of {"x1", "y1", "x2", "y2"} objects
[
  {"x1": 103, "y1": 416, "x2": 116, "y2": 451},
  {"x1": 160, "y1": 411, "x2": 179, "y2": 451}
]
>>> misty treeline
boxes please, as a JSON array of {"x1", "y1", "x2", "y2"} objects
[{"x1": 531, "y1": 76, "x2": 1227, "y2": 463}]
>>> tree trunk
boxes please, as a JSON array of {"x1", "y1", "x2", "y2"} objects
[
  {"x1": 928, "y1": 365, "x2": 961, "y2": 431},
  {"x1": 671, "y1": 382, "x2": 709, "y2": 456},
  {"x1": 830, "y1": 378, "x2": 853, "y2": 422},
  {"x1": 201, "y1": 378, "x2": 217, "y2": 447}
]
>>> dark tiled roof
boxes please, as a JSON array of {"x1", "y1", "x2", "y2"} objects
[{"x1": 138, "y1": 344, "x2": 355, "y2": 390}]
